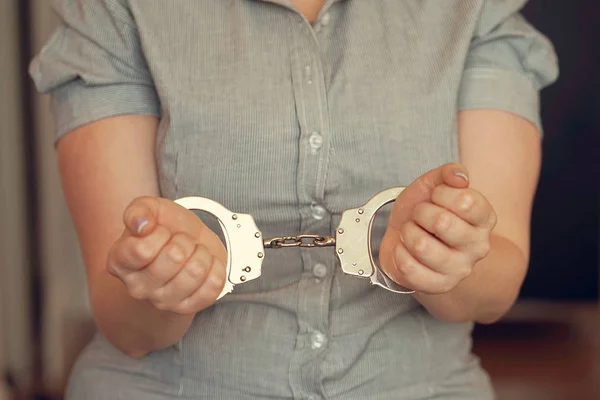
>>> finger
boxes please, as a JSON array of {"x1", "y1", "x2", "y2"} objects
[
  {"x1": 110, "y1": 225, "x2": 171, "y2": 273},
  {"x1": 400, "y1": 221, "x2": 469, "y2": 279},
  {"x1": 412, "y1": 201, "x2": 480, "y2": 249},
  {"x1": 123, "y1": 196, "x2": 161, "y2": 236},
  {"x1": 141, "y1": 232, "x2": 197, "y2": 288},
  {"x1": 431, "y1": 185, "x2": 496, "y2": 229},
  {"x1": 388, "y1": 163, "x2": 469, "y2": 231},
  {"x1": 171, "y1": 258, "x2": 227, "y2": 314},
  {"x1": 124, "y1": 196, "x2": 220, "y2": 246},
  {"x1": 391, "y1": 240, "x2": 453, "y2": 295},
  {"x1": 151, "y1": 244, "x2": 220, "y2": 309}
]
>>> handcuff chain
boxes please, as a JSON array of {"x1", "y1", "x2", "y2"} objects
[{"x1": 263, "y1": 234, "x2": 336, "y2": 249}]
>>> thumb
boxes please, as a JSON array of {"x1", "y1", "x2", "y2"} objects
[
  {"x1": 123, "y1": 196, "x2": 220, "y2": 250},
  {"x1": 123, "y1": 196, "x2": 161, "y2": 237},
  {"x1": 387, "y1": 162, "x2": 469, "y2": 230}
]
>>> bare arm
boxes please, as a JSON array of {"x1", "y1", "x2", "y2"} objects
[
  {"x1": 413, "y1": 109, "x2": 542, "y2": 323},
  {"x1": 57, "y1": 115, "x2": 195, "y2": 357}
]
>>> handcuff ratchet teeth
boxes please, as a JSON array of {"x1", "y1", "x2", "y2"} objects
[{"x1": 175, "y1": 186, "x2": 413, "y2": 300}]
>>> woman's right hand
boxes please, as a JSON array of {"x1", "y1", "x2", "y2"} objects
[{"x1": 107, "y1": 196, "x2": 228, "y2": 315}]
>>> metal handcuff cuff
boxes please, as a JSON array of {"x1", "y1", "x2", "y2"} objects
[{"x1": 175, "y1": 186, "x2": 414, "y2": 300}]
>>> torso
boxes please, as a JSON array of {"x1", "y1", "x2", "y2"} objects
[{"x1": 64, "y1": 1, "x2": 495, "y2": 399}]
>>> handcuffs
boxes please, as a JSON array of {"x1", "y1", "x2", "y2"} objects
[{"x1": 175, "y1": 187, "x2": 414, "y2": 300}]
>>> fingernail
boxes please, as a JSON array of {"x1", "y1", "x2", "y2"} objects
[
  {"x1": 454, "y1": 169, "x2": 469, "y2": 183},
  {"x1": 134, "y1": 217, "x2": 149, "y2": 234}
]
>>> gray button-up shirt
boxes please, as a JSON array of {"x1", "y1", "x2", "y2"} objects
[{"x1": 30, "y1": 1, "x2": 558, "y2": 399}]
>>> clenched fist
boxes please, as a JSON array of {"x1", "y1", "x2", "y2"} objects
[
  {"x1": 107, "y1": 196, "x2": 228, "y2": 314},
  {"x1": 380, "y1": 163, "x2": 497, "y2": 294}
]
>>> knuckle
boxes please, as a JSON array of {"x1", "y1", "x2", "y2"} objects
[
  {"x1": 174, "y1": 299, "x2": 198, "y2": 315},
  {"x1": 436, "y1": 278, "x2": 455, "y2": 294},
  {"x1": 185, "y1": 261, "x2": 207, "y2": 281},
  {"x1": 106, "y1": 259, "x2": 120, "y2": 277},
  {"x1": 128, "y1": 283, "x2": 147, "y2": 300},
  {"x1": 173, "y1": 231, "x2": 195, "y2": 246},
  {"x1": 437, "y1": 248, "x2": 452, "y2": 267},
  {"x1": 149, "y1": 287, "x2": 167, "y2": 304},
  {"x1": 209, "y1": 268, "x2": 227, "y2": 290},
  {"x1": 400, "y1": 222, "x2": 412, "y2": 241},
  {"x1": 412, "y1": 203, "x2": 427, "y2": 219},
  {"x1": 458, "y1": 191, "x2": 476, "y2": 212},
  {"x1": 456, "y1": 265, "x2": 471, "y2": 280},
  {"x1": 152, "y1": 300, "x2": 169, "y2": 311},
  {"x1": 165, "y1": 242, "x2": 186, "y2": 264},
  {"x1": 134, "y1": 242, "x2": 154, "y2": 263},
  {"x1": 433, "y1": 211, "x2": 452, "y2": 234},
  {"x1": 489, "y1": 210, "x2": 498, "y2": 228},
  {"x1": 476, "y1": 240, "x2": 491, "y2": 259},
  {"x1": 398, "y1": 259, "x2": 417, "y2": 276},
  {"x1": 413, "y1": 236, "x2": 429, "y2": 256},
  {"x1": 414, "y1": 177, "x2": 434, "y2": 196}
]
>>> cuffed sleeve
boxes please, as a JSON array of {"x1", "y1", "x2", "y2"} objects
[
  {"x1": 458, "y1": 0, "x2": 559, "y2": 133},
  {"x1": 29, "y1": 0, "x2": 160, "y2": 139}
]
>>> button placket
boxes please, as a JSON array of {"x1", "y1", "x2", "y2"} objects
[
  {"x1": 304, "y1": 65, "x2": 313, "y2": 84},
  {"x1": 286, "y1": 12, "x2": 332, "y2": 399}
]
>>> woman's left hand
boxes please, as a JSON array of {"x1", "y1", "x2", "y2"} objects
[{"x1": 379, "y1": 163, "x2": 497, "y2": 294}]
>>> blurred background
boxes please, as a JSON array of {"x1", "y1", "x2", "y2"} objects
[{"x1": 1, "y1": 1, "x2": 598, "y2": 399}]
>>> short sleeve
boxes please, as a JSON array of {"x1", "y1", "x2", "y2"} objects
[
  {"x1": 29, "y1": 0, "x2": 160, "y2": 139},
  {"x1": 458, "y1": 0, "x2": 559, "y2": 133}
]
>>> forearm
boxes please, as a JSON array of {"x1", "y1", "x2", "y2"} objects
[
  {"x1": 56, "y1": 115, "x2": 194, "y2": 357},
  {"x1": 88, "y1": 270, "x2": 194, "y2": 358},
  {"x1": 414, "y1": 233, "x2": 528, "y2": 324},
  {"x1": 413, "y1": 109, "x2": 542, "y2": 324}
]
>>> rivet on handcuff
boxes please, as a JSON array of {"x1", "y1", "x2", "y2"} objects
[{"x1": 175, "y1": 187, "x2": 414, "y2": 300}]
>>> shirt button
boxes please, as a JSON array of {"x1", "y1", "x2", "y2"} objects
[
  {"x1": 309, "y1": 132, "x2": 323, "y2": 150},
  {"x1": 321, "y1": 12, "x2": 331, "y2": 26},
  {"x1": 312, "y1": 263, "x2": 328, "y2": 278},
  {"x1": 310, "y1": 331, "x2": 327, "y2": 349},
  {"x1": 304, "y1": 65, "x2": 313, "y2": 84},
  {"x1": 310, "y1": 204, "x2": 327, "y2": 220}
]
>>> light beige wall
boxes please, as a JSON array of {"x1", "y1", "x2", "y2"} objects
[{"x1": 0, "y1": 0, "x2": 33, "y2": 396}]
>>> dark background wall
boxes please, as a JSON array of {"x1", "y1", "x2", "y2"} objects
[{"x1": 520, "y1": 1, "x2": 599, "y2": 300}]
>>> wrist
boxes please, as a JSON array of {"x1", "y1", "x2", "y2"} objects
[{"x1": 412, "y1": 233, "x2": 527, "y2": 323}]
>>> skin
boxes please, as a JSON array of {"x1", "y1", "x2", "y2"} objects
[
  {"x1": 291, "y1": 0, "x2": 326, "y2": 22},
  {"x1": 56, "y1": 0, "x2": 541, "y2": 359},
  {"x1": 380, "y1": 109, "x2": 541, "y2": 324},
  {"x1": 57, "y1": 115, "x2": 228, "y2": 358}
]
